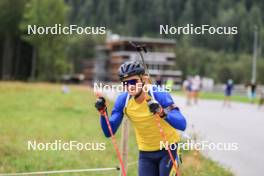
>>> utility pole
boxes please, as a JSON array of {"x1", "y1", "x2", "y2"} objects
[
  {"x1": 252, "y1": 26, "x2": 258, "y2": 84},
  {"x1": 119, "y1": 118, "x2": 129, "y2": 176}
]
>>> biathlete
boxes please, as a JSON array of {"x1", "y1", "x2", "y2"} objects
[{"x1": 95, "y1": 61, "x2": 187, "y2": 176}]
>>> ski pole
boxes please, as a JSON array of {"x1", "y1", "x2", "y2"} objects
[
  {"x1": 130, "y1": 41, "x2": 180, "y2": 175},
  {"x1": 95, "y1": 92, "x2": 127, "y2": 176},
  {"x1": 100, "y1": 110, "x2": 127, "y2": 176},
  {"x1": 154, "y1": 113, "x2": 179, "y2": 175}
]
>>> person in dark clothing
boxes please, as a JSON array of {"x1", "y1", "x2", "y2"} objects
[
  {"x1": 223, "y1": 79, "x2": 234, "y2": 107},
  {"x1": 156, "y1": 75, "x2": 163, "y2": 87},
  {"x1": 247, "y1": 82, "x2": 257, "y2": 103}
]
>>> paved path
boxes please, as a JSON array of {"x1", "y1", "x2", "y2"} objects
[
  {"x1": 103, "y1": 90, "x2": 264, "y2": 176},
  {"x1": 173, "y1": 96, "x2": 264, "y2": 176}
]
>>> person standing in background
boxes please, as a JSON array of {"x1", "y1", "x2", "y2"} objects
[
  {"x1": 182, "y1": 76, "x2": 192, "y2": 106},
  {"x1": 223, "y1": 79, "x2": 234, "y2": 107},
  {"x1": 191, "y1": 75, "x2": 202, "y2": 105},
  {"x1": 250, "y1": 82, "x2": 257, "y2": 103},
  {"x1": 156, "y1": 75, "x2": 163, "y2": 87},
  {"x1": 246, "y1": 82, "x2": 257, "y2": 103}
]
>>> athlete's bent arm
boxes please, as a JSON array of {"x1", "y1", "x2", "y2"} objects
[
  {"x1": 100, "y1": 94, "x2": 126, "y2": 137},
  {"x1": 154, "y1": 88, "x2": 187, "y2": 131},
  {"x1": 165, "y1": 109, "x2": 186, "y2": 131}
]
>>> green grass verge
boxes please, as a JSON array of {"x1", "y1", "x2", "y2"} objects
[
  {"x1": 0, "y1": 82, "x2": 233, "y2": 175},
  {"x1": 174, "y1": 90, "x2": 252, "y2": 104},
  {"x1": 180, "y1": 150, "x2": 233, "y2": 176}
]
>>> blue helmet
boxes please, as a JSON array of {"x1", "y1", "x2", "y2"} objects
[{"x1": 118, "y1": 61, "x2": 145, "y2": 80}]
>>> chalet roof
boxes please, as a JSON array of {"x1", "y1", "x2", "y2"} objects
[{"x1": 107, "y1": 36, "x2": 176, "y2": 45}]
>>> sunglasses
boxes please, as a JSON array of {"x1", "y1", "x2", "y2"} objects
[{"x1": 122, "y1": 79, "x2": 139, "y2": 86}]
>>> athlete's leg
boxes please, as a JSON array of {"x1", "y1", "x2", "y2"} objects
[
  {"x1": 159, "y1": 147, "x2": 179, "y2": 176},
  {"x1": 138, "y1": 151, "x2": 159, "y2": 176}
]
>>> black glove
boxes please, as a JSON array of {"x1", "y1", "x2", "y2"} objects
[
  {"x1": 147, "y1": 99, "x2": 161, "y2": 114},
  {"x1": 95, "y1": 97, "x2": 107, "y2": 112}
]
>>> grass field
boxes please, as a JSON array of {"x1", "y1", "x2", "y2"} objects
[
  {"x1": 174, "y1": 91, "x2": 252, "y2": 104},
  {"x1": 0, "y1": 82, "x2": 233, "y2": 176}
]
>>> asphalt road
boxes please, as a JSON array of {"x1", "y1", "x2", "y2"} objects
[{"x1": 174, "y1": 96, "x2": 264, "y2": 176}]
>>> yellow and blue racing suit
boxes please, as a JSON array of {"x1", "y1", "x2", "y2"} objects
[{"x1": 100, "y1": 85, "x2": 187, "y2": 176}]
